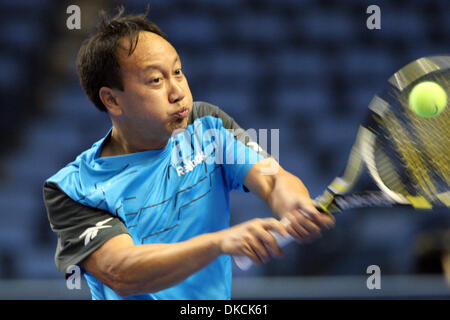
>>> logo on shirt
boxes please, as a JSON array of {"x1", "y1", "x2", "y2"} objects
[
  {"x1": 79, "y1": 217, "x2": 113, "y2": 246},
  {"x1": 175, "y1": 152, "x2": 206, "y2": 176}
]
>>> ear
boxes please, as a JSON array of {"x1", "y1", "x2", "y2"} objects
[{"x1": 99, "y1": 87, "x2": 123, "y2": 116}]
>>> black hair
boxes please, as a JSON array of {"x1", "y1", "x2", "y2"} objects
[{"x1": 77, "y1": 6, "x2": 168, "y2": 112}]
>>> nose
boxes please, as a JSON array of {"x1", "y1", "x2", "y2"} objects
[{"x1": 168, "y1": 78, "x2": 185, "y2": 104}]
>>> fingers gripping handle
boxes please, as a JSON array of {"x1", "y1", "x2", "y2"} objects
[
  {"x1": 233, "y1": 231, "x2": 294, "y2": 270},
  {"x1": 233, "y1": 218, "x2": 294, "y2": 271}
]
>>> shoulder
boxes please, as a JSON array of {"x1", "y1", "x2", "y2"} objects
[
  {"x1": 189, "y1": 101, "x2": 241, "y2": 131},
  {"x1": 43, "y1": 181, "x2": 129, "y2": 276},
  {"x1": 45, "y1": 155, "x2": 86, "y2": 204},
  {"x1": 189, "y1": 101, "x2": 221, "y2": 121}
]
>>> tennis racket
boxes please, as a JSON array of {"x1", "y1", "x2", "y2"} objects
[{"x1": 234, "y1": 55, "x2": 450, "y2": 270}]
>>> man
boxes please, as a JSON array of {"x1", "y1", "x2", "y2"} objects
[{"x1": 43, "y1": 7, "x2": 334, "y2": 300}]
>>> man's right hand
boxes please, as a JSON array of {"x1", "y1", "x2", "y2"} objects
[{"x1": 214, "y1": 218, "x2": 289, "y2": 266}]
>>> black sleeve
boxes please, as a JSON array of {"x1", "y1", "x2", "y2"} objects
[
  {"x1": 43, "y1": 182, "x2": 130, "y2": 277},
  {"x1": 189, "y1": 101, "x2": 271, "y2": 158}
]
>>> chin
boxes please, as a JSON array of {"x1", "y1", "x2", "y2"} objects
[{"x1": 167, "y1": 117, "x2": 189, "y2": 135}]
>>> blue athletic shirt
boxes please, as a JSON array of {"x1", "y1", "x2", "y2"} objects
[{"x1": 43, "y1": 101, "x2": 265, "y2": 300}]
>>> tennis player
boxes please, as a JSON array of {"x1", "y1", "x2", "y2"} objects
[{"x1": 43, "y1": 8, "x2": 334, "y2": 300}]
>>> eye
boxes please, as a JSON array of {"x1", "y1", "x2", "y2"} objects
[
  {"x1": 151, "y1": 77, "x2": 162, "y2": 84},
  {"x1": 174, "y1": 68, "x2": 183, "y2": 76}
]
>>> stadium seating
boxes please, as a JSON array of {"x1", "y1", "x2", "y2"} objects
[{"x1": 0, "y1": 0, "x2": 448, "y2": 281}]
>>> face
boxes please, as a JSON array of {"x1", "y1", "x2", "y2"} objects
[{"x1": 111, "y1": 31, "x2": 193, "y2": 144}]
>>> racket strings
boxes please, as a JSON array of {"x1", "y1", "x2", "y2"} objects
[
  {"x1": 377, "y1": 75, "x2": 449, "y2": 205},
  {"x1": 383, "y1": 111, "x2": 440, "y2": 199},
  {"x1": 405, "y1": 75, "x2": 450, "y2": 187},
  {"x1": 373, "y1": 143, "x2": 409, "y2": 195}
]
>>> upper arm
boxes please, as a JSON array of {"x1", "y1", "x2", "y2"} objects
[
  {"x1": 43, "y1": 182, "x2": 130, "y2": 277},
  {"x1": 81, "y1": 233, "x2": 134, "y2": 290}
]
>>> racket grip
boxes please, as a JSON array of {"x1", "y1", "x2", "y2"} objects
[{"x1": 233, "y1": 218, "x2": 294, "y2": 271}]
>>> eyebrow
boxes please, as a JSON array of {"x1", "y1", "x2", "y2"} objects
[{"x1": 142, "y1": 56, "x2": 180, "y2": 72}]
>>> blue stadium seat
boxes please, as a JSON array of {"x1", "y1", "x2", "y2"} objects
[
  {"x1": 345, "y1": 87, "x2": 378, "y2": 120},
  {"x1": 0, "y1": 187, "x2": 37, "y2": 231},
  {"x1": 265, "y1": 0, "x2": 315, "y2": 7},
  {"x1": 48, "y1": 87, "x2": 111, "y2": 133},
  {"x1": 231, "y1": 12, "x2": 287, "y2": 44},
  {"x1": 0, "y1": 223, "x2": 33, "y2": 251},
  {"x1": 17, "y1": 248, "x2": 61, "y2": 278},
  {"x1": 338, "y1": 48, "x2": 396, "y2": 78},
  {"x1": 3, "y1": 150, "x2": 60, "y2": 189},
  {"x1": 3, "y1": 115, "x2": 91, "y2": 188},
  {"x1": 405, "y1": 46, "x2": 449, "y2": 67},
  {"x1": 161, "y1": 13, "x2": 220, "y2": 47},
  {"x1": 199, "y1": 88, "x2": 255, "y2": 121},
  {"x1": 444, "y1": 8, "x2": 450, "y2": 30},
  {"x1": 271, "y1": 48, "x2": 327, "y2": 80},
  {"x1": 280, "y1": 150, "x2": 315, "y2": 177},
  {"x1": 355, "y1": 212, "x2": 417, "y2": 272},
  {"x1": 125, "y1": 0, "x2": 179, "y2": 10},
  {"x1": 293, "y1": 9, "x2": 356, "y2": 43},
  {"x1": 0, "y1": 0, "x2": 51, "y2": 10},
  {"x1": 0, "y1": 17, "x2": 45, "y2": 52},
  {"x1": 205, "y1": 49, "x2": 261, "y2": 79},
  {"x1": 187, "y1": 0, "x2": 244, "y2": 8},
  {"x1": 274, "y1": 86, "x2": 332, "y2": 118},
  {"x1": 49, "y1": 88, "x2": 96, "y2": 119},
  {"x1": 333, "y1": 0, "x2": 383, "y2": 6},
  {"x1": 18, "y1": 121, "x2": 84, "y2": 179},
  {"x1": 377, "y1": 9, "x2": 427, "y2": 40},
  {"x1": 23, "y1": 120, "x2": 82, "y2": 156},
  {"x1": 313, "y1": 117, "x2": 358, "y2": 150},
  {"x1": 0, "y1": 54, "x2": 25, "y2": 92}
]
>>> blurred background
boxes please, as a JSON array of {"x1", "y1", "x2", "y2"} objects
[{"x1": 0, "y1": 0, "x2": 449, "y2": 299}]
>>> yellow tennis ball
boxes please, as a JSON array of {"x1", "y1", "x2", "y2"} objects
[{"x1": 409, "y1": 81, "x2": 447, "y2": 118}]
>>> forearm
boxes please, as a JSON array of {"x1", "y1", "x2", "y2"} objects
[
  {"x1": 99, "y1": 233, "x2": 221, "y2": 297},
  {"x1": 244, "y1": 158, "x2": 312, "y2": 217},
  {"x1": 244, "y1": 158, "x2": 335, "y2": 243},
  {"x1": 267, "y1": 169, "x2": 312, "y2": 215},
  {"x1": 243, "y1": 158, "x2": 280, "y2": 207}
]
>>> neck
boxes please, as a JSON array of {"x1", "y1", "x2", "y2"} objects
[{"x1": 101, "y1": 125, "x2": 169, "y2": 157}]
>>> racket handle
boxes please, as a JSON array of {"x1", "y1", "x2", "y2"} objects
[{"x1": 233, "y1": 218, "x2": 294, "y2": 271}]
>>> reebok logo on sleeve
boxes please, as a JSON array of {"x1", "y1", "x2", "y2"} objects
[{"x1": 79, "y1": 218, "x2": 113, "y2": 246}]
